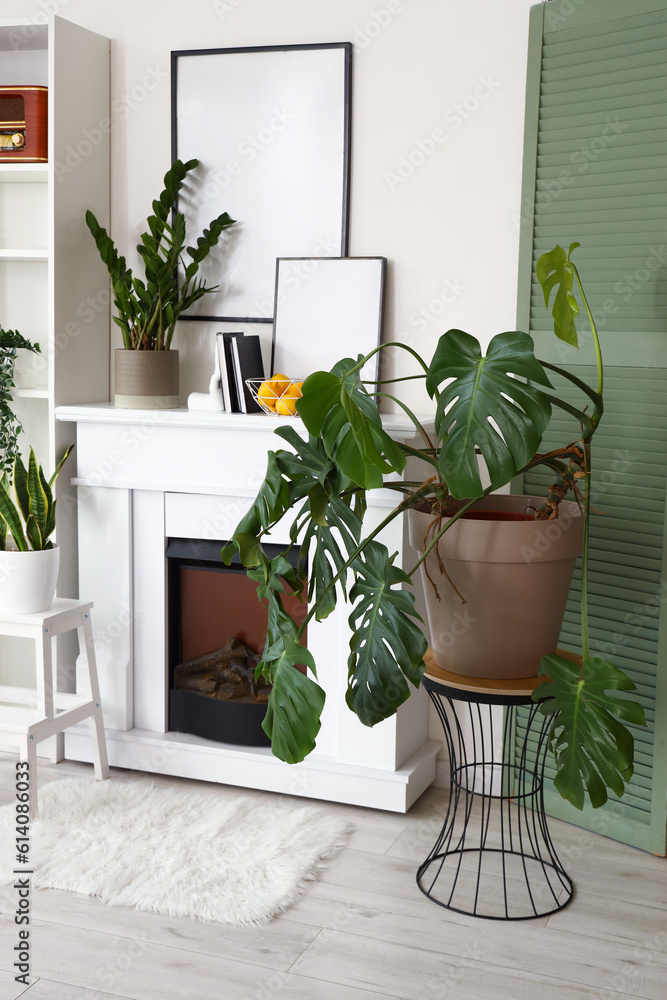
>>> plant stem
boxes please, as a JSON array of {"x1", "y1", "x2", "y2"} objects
[
  {"x1": 570, "y1": 253, "x2": 602, "y2": 664},
  {"x1": 580, "y1": 443, "x2": 591, "y2": 662},
  {"x1": 345, "y1": 341, "x2": 430, "y2": 377},
  {"x1": 374, "y1": 390, "x2": 436, "y2": 451},
  {"x1": 572, "y1": 261, "x2": 603, "y2": 403}
]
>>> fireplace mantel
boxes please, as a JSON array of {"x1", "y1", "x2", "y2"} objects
[{"x1": 55, "y1": 404, "x2": 439, "y2": 811}]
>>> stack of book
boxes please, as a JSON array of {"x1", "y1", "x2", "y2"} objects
[{"x1": 216, "y1": 332, "x2": 265, "y2": 413}]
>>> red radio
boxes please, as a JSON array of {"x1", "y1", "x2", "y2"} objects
[{"x1": 0, "y1": 86, "x2": 47, "y2": 163}]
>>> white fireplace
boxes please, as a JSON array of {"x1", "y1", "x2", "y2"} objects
[{"x1": 55, "y1": 405, "x2": 439, "y2": 810}]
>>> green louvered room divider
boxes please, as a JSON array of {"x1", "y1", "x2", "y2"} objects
[{"x1": 514, "y1": 0, "x2": 667, "y2": 853}]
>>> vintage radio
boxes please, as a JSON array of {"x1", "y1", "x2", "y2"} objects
[{"x1": 0, "y1": 86, "x2": 47, "y2": 163}]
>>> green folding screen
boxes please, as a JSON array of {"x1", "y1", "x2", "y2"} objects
[{"x1": 515, "y1": 0, "x2": 667, "y2": 853}]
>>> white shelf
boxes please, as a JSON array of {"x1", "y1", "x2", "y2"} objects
[
  {"x1": 12, "y1": 387, "x2": 49, "y2": 399},
  {"x1": 55, "y1": 403, "x2": 430, "y2": 436},
  {"x1": 0, "y1": 249, "x2": 47, "y2": 261},
  {"x1": 0, "y1": 688, "x2": 92, "y2": 731},
  {"x1": 0, "y1": 163, "x2": 48, "y2": 183},
  {"x1": 0, "y1": 16, "x2": 110, "y2": 699}
]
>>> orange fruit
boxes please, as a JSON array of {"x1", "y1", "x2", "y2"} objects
[
  {"x1": 276, "y1": 395, "x2": 298, "y2": 416},
  {"x1": 281, "y1": 381, "x2": 303, "y2": 400},
  {"x1": 269, "y1": 373, "x2": 289, "y2": 397},
  {"x1": 257, "y1": 380, "x2": 277, "y2": 411}
]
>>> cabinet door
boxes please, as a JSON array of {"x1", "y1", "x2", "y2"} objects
[{"x1": 515, "y1": 0, "x2": 667, "y2": 853}]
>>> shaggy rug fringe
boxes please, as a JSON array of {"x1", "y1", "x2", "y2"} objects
[{"x1": 0, "y1": 777, "x2": 351, "y2": 926}]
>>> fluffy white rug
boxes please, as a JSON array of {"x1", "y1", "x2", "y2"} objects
[{"x1": 0, "y1": 778, "x2": 351, "y2": 926}]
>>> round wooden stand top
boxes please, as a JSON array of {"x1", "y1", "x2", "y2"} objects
[{"x1": 422, "y1": 647, "x2": 582, "y2": 699}]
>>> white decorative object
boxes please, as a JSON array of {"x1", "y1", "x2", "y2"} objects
[
  {"x1": 0, "y1": 777, "x2": 350, "y2": 925},
  {"x1": 187, "y1": 372, "x2": 224, "y2": 412},
  {"x1": 0, "y1": 545, "x2": 59, "y2": 614}
]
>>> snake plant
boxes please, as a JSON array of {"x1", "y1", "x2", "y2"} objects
[
  {"x1": 223, "y1": 243, "x2": 646, "y2": 811},
  {"x1": 0, "y1": 446, "x2": 73, "y2": 551},
  {"x1": 86, "y1": 159, "x2": 235, "y2": 351}
]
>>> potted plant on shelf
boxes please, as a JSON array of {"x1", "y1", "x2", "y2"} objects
[
  {"x1": 0, "y1": 445, "x2": 73, "y2": 614},
  {"x1": 0, "y1": 327, "x2": 41, "y2": 475},
  {"x1": 86, "y1": 158, "x2": 236, "y2": 409},
  {"x1": 222, "y1": 242, "x2": 646, "y2": 812}
]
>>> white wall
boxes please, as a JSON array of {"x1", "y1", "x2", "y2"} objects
[{"x1": 0, "y1": 0, "x2": 536, "y2": 410}]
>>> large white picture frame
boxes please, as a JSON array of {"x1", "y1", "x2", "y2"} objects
[
  {"x1": 272, "y1": 257, "x2": 386, "y2": 386},
  {"x1": 172, "y1": 43, "x2": 351, "y2": 323}
]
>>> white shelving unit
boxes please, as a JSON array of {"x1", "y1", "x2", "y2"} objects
[{"x1": 0, "y1": 17, "x2": 110, "y2": 707}]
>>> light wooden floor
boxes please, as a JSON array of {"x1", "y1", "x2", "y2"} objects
[{"x1": 0, "y1": 752, "x2": 665, "y2": 1000}]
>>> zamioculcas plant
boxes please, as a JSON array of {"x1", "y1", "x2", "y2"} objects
[
  {"x1": 85, "y1": 158, "x2": 235, "y2": 351},
  {"x1": 222, "y1": 243, "x2": 646, "y2": 811},
  {"x1": 0, "y1": 328, "x2": 40, "y2": 475},
  {"x1": 0, "y1": 446, "x2": 73, "y2": 551}
]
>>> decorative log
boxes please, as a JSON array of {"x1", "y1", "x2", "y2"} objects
[{"x1": 174, "y1": 638, "x2": 270, "y2": 703}]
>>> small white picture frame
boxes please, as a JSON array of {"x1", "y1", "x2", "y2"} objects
[{"x1": 271, "y1": 257, "x2": 386, "y2": 386}]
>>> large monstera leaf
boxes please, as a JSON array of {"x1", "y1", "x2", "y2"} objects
[
  {"x1": 533, "y1": 653, "x2": 647, "y2": 810},
  {"x1": 245, "y1": 553, "x2": 324, "y2": 764},
  {"x1": 346, "y1": 540, "x2": 427, "y2": 727},
  {"x1": 297, "y1": 359, "x2": 405, "y2": 489},
  {"x1": 260, "y1": 635, "x2": 325, "y2": 764},
  {"x1": 425, "y1": 329, "x2": 553, "y2": 499}
]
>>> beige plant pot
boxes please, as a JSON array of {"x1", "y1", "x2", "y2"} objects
[
  {"x1": 114, "y1": 349, "x2": 179, "y2": 409},
  {"x1": 407, "y1": 495, "x2": 584, "y2": 679}
]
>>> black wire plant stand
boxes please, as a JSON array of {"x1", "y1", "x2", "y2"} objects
[{"x1": 418, "y1": 658, "x2": 574, "y2": 920}]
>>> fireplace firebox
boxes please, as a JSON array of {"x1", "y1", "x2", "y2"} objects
[{"x1": 167, "y1": 537, "x2": 307, "y2": 747}]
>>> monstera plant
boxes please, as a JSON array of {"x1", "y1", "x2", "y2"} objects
[{"x1": 222, "y1": 243, "x2": 646, "y2": 811}]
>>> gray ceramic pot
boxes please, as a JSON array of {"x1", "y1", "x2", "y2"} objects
[{"x1": 114, "y1": 349, "x2": 179, "y2": 409}]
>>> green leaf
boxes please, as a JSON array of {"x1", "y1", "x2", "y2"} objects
[
  {"x1": 24, "y1": 513, "x2": 43, "y2": 551},
  {"x1": 307, "y1": 482, "x2": 329, "y2": 526},
  {"x1": 260, "y1": 636, "x2": 325, "y2": 763},
  {"x1": 12, "y1": 452, "x2": 30, "y2": 521},
  {"x1": 234, "y1": 533, "x2": 263, "y2": 567},
  {"x1": 346, "y1": 540, "x2": 427, "y2": 727},
  {"x1": 48, "y1": 444, "x2": 74, "y2": 489},
  {"x1": 297, "y1": 360, "x2": 405, "y2": 489},
  {"x1": 533, "y1": 653, "x2": 646, "y2": 810},
  {"x1": 0, "y1": 474, "x2": 7, "y2": 549},
  {"x1": 426, "y1": 329, "x2": 553, "y2": 499},
  {"x1": 27, "y1": 448, "x2": 48, "y2": 540},
  {"x1": 299, "y1": 496, "x2": 363, "y2": 620},
  {"x1": 0, "y1": 329, "x2": 40, "y2": 353},
  {"x1": 85, "y1": 210, "x2": 132, "y2": 289},
  {"x1": 185, "y1": 211, "x2": 236, "y2": 266},
  {"x1": 220, "y1": 451, "x2": 291, "y2": 566},
  {"x1": 0, "y1": 480, "x2": 28, "y2": 550},
  {"x1": 247, "y1": 553, "x2": 303, "y2": 604},
  {"x1": 536, "y1": 243, "x2": 581, "y2": 347}
]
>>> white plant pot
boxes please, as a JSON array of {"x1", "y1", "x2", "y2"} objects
[{"x1": 0, "y1": 546, "x2": 60, "y2": 614}]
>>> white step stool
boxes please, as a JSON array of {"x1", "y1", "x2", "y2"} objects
[{"x1": 0, "y1": 598, "x2": 109, "y2": 818}]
